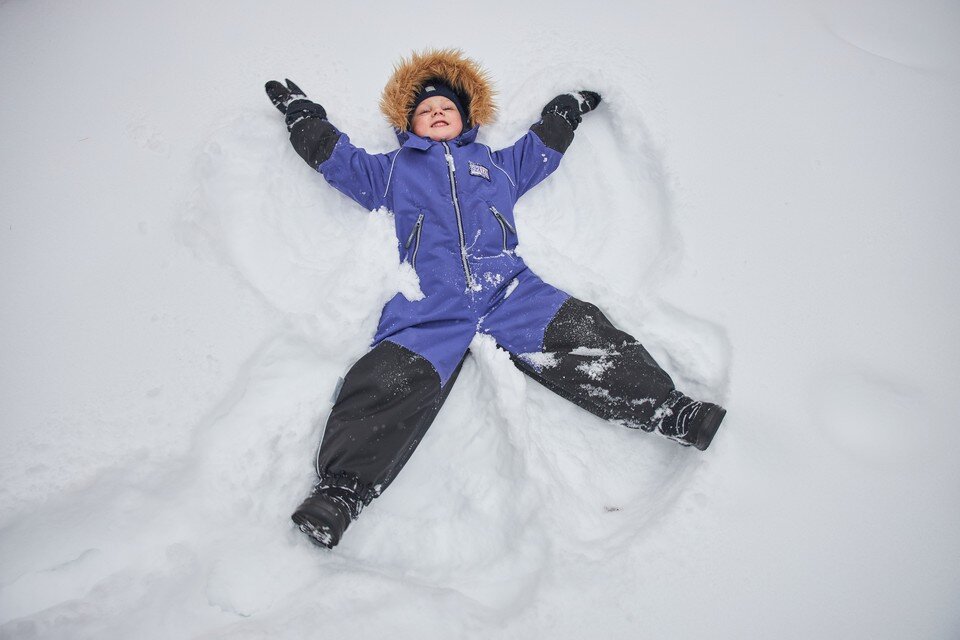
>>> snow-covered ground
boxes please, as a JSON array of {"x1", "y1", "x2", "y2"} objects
[{"x1": 2, "y1": 1, "x2": 959, "y2": 638}]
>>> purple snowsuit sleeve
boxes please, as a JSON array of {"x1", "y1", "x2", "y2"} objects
[
  {"x1": 491, "y1": 129, "x2": 565, "y2": 200},
  {"x1": 318, "y1": 134, "x2": 396, "y2": 212}
]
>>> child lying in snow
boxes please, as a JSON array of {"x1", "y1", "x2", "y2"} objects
[{"x1": 265, "y1": 49, "x2": 726, "y2": 549}]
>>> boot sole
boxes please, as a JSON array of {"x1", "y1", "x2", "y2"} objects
[
  {"x1": 291, "y1": 498, "x2": 349, "y2": 549},
  {"x1": 292, "y1": 513, "x2": 336, "y2": 549},
  {"x1": 695, "y1": 406, "x2": 726, "y2": 451}
]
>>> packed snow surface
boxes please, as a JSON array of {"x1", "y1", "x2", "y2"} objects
[{"x1": 2, "y1": 1, "x2": 960, "y2": 639}]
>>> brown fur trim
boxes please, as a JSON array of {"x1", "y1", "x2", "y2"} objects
[{"x1": 380, "y1": 48, "x2": 497, "y2": 132}]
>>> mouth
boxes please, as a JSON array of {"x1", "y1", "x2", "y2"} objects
[{"x1": 431, "y1": 121, "x2": 449, "y2": 128}]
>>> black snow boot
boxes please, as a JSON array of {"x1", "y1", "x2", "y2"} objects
[
  {"x1": 655, "y1": 390, "x2": 727, "y2": 451},
  {"x1": 291, "y1": 486, "x2": 361, "y2": 549}
]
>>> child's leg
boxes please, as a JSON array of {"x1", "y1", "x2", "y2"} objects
[
  {"x1": 293, "y1": 339, "x2": 466, "y2": 548},
  {"x1": 481, "y1": 275, "x2": 724, "y2": 447},
  {"x1": 508, "y1": 296, "x2": 677, "y2": 433}
]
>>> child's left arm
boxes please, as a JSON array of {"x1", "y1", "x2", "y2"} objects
[{"x1": 492, "y1": 91, "x2": 601, "y2": 200}]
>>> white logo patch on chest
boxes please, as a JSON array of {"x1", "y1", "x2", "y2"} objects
[{"x1": 468, "y1": 161, "x2": 491, "y2": 181}]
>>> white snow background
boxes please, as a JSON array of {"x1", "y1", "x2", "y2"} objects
[{"x1": 2, "y1": 1, "x2": 959, "y2": 638}]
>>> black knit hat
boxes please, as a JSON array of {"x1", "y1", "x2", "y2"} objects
[{"x1": 409, "y1": 80, "x2": 469, "y2": 126}]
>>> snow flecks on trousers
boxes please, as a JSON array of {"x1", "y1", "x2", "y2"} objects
[
  {"x1": 518, "y1": 351, "x2": 559, "y2": 369},
  {"x1": 580, "y1": 383, "x2": 618, "y2": 402},
  {"x1": 576, "y1": 357, "x2": 614, "y2": 380},
  {"x1": 570, "y1": 347, "x2": 615, "y2": 357},
  {"x1": 571, "y1": 347, "x2": 618, "y2": 381}
]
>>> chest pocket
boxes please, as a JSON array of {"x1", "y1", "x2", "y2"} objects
[{"x1": 487, "y1": 204, "x2": 516, "y2": 253}]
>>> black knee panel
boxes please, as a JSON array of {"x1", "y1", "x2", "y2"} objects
[
  {"x1": 513, "y1": 297, "x2": 676, "y2": 428},
  {"x1": 316, "y1": 341, "x2": 464, "y2": 503},
  {"x1": 544, "y1": 298, "x2": 621, "y2": 351},
  {"x1": 329, "y1": 341, "x2": 440, "y2": 424}
]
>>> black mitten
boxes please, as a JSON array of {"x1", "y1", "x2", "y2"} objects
[
  {"x1": 541, "y1": 91, "x2": 602, "y2": 131},
  {"x1": 265, "y1": 79, "x2": 328, "y2": 131},
  {"x1": 265, "y1": 78, "x2": 307, "y2": 113}
]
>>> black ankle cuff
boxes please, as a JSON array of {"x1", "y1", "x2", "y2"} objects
[{"x1": 316, "y1": 472, "x2": 376, "y2": 512}]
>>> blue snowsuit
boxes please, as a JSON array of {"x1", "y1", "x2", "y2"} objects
[
  {"x1": 321, "y1": 125, "x2": 570, "y2": 387},
  {"x1": 287, "y1": 108, "x2": 681, "y2": 510}
]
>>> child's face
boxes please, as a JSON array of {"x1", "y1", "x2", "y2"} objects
[{"x1": 411, "y1": 96, "x2": 464, "y2": 141}]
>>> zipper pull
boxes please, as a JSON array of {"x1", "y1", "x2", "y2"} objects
[
  {"x1": 405, "y1": 213, "x2": 424, "y2": 249},
  {"x1": 445, "y1": 153, "x2": 456, "y2": 172}
]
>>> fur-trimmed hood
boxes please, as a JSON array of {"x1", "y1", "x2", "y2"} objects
[{"x1": 380, "y1": 48, "x2": 496, "y2": 132}]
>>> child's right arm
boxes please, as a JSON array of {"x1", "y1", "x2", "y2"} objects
[{"x1": 265, "y1": 79, "x2": 393, "y2": 212}]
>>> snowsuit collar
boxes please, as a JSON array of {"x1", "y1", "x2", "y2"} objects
[{"x1": 396, "y1": 125, "x2": 480, "y2": 150}]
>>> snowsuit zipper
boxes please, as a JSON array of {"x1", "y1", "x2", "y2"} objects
[
  {"x1": 488, "y1": 204, "x2": 515, "y2": 252},
  {"x1": 441, "y1": 140, "x2": 476, "y2": 291},
  {"x1": 404, "y1": 212, "x2": 425, "y2": 269}
]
